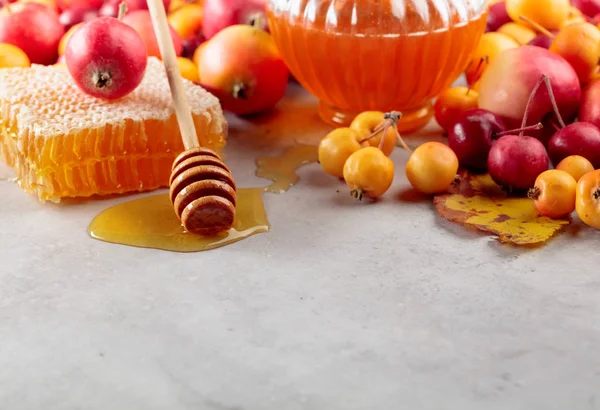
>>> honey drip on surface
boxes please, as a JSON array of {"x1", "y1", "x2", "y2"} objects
[
  {"x1": 87, "y1": 144, "x2": 318, "y2": 252},
  {"x1": 256, "y1": 144, "x2": 319, "y2": 193}
]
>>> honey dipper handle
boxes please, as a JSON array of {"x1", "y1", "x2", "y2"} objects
[{"x1": 145, "y1": 0, "x2": 199, "y2": 150}]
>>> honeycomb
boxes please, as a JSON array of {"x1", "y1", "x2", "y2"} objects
[{"x1": 0, "y1": 57, "x2": 228, "y2": 202}]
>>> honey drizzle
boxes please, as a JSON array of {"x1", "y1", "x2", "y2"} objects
[
  {"x1": 87, "y1": 144, "x2": 318, "y2": 252},
  {"x1": 256, "y1": 144, "x2": 319, "y2": 193}
]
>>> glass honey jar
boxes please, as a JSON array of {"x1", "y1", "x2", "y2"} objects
[{"x1": 266, "y1": 0, "x2": 487, "y2": 133}]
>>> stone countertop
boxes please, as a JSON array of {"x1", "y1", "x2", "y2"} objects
[{"x1": 1, "y1": 84, "x2": 599, "y2": 410}]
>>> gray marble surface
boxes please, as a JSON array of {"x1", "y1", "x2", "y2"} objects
[{"x1": 1, "y1": 84, "x2": 600, "y2": 410}]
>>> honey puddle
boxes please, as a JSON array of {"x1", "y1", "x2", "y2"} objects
[{"x1": 88, "y1": 144, "x2": 318, "y2": 252}]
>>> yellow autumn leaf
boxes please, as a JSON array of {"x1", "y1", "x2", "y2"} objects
[{"x1": 433, "y1": 173, "x2": 571, "y2": 245}]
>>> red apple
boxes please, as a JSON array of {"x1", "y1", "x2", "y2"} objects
[
  {"x1": 98, "y1": 0, "x2": 170, "y2": 17},
  {"x1": 579, "y1": 78, "x2": 600, "y2": 128},
  {"x1": 59, "y1": 7, "x2": 98, "y2": 30},
  {"x1": 571, "y1": 0, "x2": 600, "y2": 17},
  {"x1": 122, "y1": 10, "x2": 182, "y2": 58},
  {"x1": 196, "y1": 24, "x2": 288, "y2": 115},
  {"x1": 478, "y1": 46, "x2": 581, "y2": 145},
  {"x1": 57, "y1": 0, "x2": 102, "y2": 11},
  {"x1": 202, "y1": 0, "x2": 267, "y2": 40},
  {"x1": 0, "y1": 2, "x2": 64, "y2": 65},
  {"x1": 65, "y1": 15, "x2": 147, "y2": 100}
]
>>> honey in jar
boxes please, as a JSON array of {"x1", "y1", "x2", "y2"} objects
[{"x1": 266, "y1": 0, "x2": 487, "y2": 132}]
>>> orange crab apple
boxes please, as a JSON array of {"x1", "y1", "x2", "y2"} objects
[
  {"x1": 465, "y1": 32, "x2": 518, "y2": 84},
  {"x1": 0, "y1": 43, "x2": 30, "y2": 68},
  {"x1": 433, "y1": 87, "x2": 479, "y2": 133},
  {"x1": 506, "y1": 0, "x2": 570, "y2": 30},
  {"x1": 318, "y1": 128, "x2": 362, "y2": 178},
  {"x1": 549, "y1": 21, "x2": 600, "y2": 83},
  {"x1": 168, "y1": 3, "x2": 203, "y2": 39},
  {"x1": 405, "y1": 142, "x2": 459, "y2": 195},
  {"x1": 196, "y1": 24, "x2": 288, "y2": 115},
  {"x1": 58, "y1": 23, "x2": 82, "y2": 56},
  {"x1": 528, "y1": 169, "x2": 577, "y2": 218},
  {"x1": 556, "y1": 155, "x2": 595, "y2": 181},
  {"x1": 350, "y1": 111, "x2": 398, "y2": 156},
  {"x1": 169, "y1": 0, "x2": 203, "y2": 13},
  {"x1": 576, "y1": 169, "x2": 600, "y2": 229},
  {"x1": 343, "y1": 147, "x2": 395, "y2": 200},
  {"x1": 497, "y1": 22, "x2": 537, "y2": 44},
  {"x1": 177, "y1": 57, "x2": 200, "y2": 82}
]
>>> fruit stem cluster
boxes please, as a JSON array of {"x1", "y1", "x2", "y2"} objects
[
  {"x1": 521, "y1": 74, "x2": 566, "y2": 134},
  {"x1": 358, "y1": 111, "x2": 412, "y2": 153}
]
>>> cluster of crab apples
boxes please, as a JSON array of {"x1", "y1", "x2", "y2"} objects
[
  {"x1": 318, "y1": 0, "x2": 600, "y2": 231},
  {"x1": 0, "y1": 0, "x2": 289, "y2": 116}
]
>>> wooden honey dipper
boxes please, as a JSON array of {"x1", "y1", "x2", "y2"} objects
[{"x1": 146, "y1": 0, "x2": 236, "y2": 235}]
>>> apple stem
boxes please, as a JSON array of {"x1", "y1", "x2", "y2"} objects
[
  {"x1": 520, "y1": 74, "x2": 565, "y2": 135},
  {"x1": 496, "y1": 122, "x2": 543, "y2": 137},
  {"x1": 519, "y1": 15, "x2": 555, "y2": 38},
  {"x1": 117, "y1": 1, "x2": 128, "y2": 20},
  {"x1": 358, "y1": 112, "x2": 395, "y2": 144},
  {"x1": 358, "y1": 111, "x2": 412, "y2": 153}
]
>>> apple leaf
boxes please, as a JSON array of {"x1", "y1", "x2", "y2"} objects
[{"x1": 433, "y1": 172, "x2": 571, "y2": 245}]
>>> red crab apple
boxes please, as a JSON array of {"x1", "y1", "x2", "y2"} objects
[
  {"x1": 202, "y1": 0, "x2": 268, "y2": 40},
  {"x1": 122, "y1": 10, "x2": 182, "y2": 58},
  {"x1": 579, "y1": 78, "x2": 600, "y2": 128},
  {"x1": 65, "y1": 11, "x2": 147, "y2": 99},
  {"x1": 571, "y1": 0, "x2": 600, "y2": 17},
  {"x1": 59, "y1": 7, "x2": 98, "y2": 30},
  {"x1": 548, "y1": 122, "x2": 600, "y2": 168},
  {"x1": 57, "y1": 0, "x2": 103, "y2": 11},
  {"x1": 486, "y1": 2, "x2": 512, "y2": 32},
  {"x1": 488, "y1": 134, "x2": 550, "y2": 191},
  {"x1": 0, "y1": 2, "x2": 64, "y2": 65},
  {"x1": 477, "y1": 46, "x2": 581, "y2": 145},
  {"x1": 196, "y1": 24, "x2": 288, "y2": 115}
]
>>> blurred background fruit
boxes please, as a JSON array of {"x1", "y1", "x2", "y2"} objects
[
  {"x1": 0, "y1": 43, "x2": 31, "y2": 68},
  {"x1": 59, "y1": 7, "x2": 98, "y2": 30},
  {"x1": 168, "y1": 3, "x2": 203, "y2": 39},
  {"x1": 0, "y1": 2, "x2": 64, "y2": 65},
  {"x1": 202, "y1": 0, "x2": 267, "y2": 40},
  {"x1": 195, "y1": 24, "x2": 287, "y2": 115},
  {"x1": 122, "y1": 10, "x2": 182, "y2": 58}
]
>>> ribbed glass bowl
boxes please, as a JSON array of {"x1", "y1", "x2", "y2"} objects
[{"x1": 266, "y1": 0, "x2": 487, "y2": 132}]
